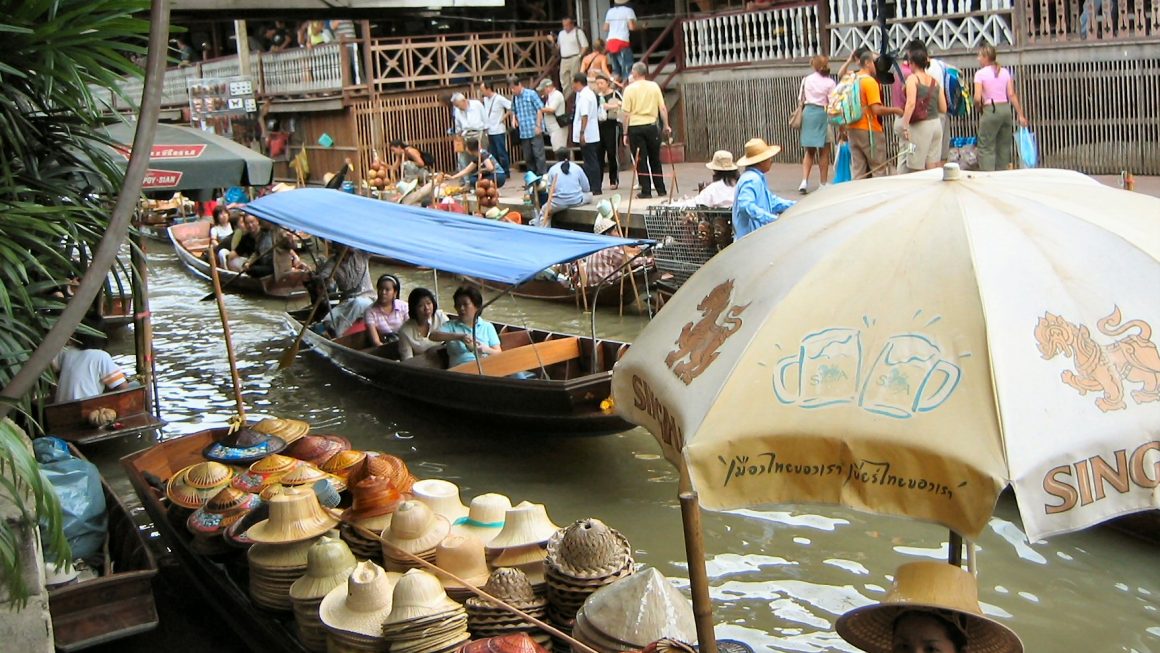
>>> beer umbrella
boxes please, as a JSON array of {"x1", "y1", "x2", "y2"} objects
[
  {"x1": 102, "y1": 121, "x2": 273, "y2": 192},
  {"x1": 610, "y1": 165, "x2": 1160, "y2": 647}
]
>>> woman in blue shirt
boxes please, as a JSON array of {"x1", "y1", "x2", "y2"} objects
[
  {"x1": 433, "y1": 285, "x2": 502, "y2": 369},
  {"x1": 544, "y1": 149, "x2": 592, "y2": 213}
]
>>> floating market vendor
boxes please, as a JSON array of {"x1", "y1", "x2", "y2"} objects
[
  {"x1": 447, "y1": 140, "x2": 507, "y2": 188},
  {"x1": 51, "y1": 322, "x2": 128, "y2": 403}
]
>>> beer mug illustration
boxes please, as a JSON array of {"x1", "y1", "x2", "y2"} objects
[
  {"x1": 773, "y1": 328, "x2": 862, "y2": 408},
  {"x1": 858, "y1": 334, "x2": 962, "y2": 419}
]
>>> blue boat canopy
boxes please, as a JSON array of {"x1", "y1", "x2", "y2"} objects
[{"x1": 244, "y1": 189, "x2": 654, "y2": 285}]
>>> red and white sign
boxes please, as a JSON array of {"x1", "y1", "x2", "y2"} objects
[
  {"x1": 142, "y1": 169, "x2": 184, "y2": 189},
  {"x1": 115, "y1": 144, "x2": 207, "y2": 160}
]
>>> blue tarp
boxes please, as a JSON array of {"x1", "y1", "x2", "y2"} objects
[{"x1": 244, "y1": 189, "x2": 654, "y2": 285}]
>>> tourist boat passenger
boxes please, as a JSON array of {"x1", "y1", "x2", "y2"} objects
[
  {"x1": 364, "y1": 274, "x2": 409, "y2": 347},
  {"x1": 432, "y1": 286, "x2": 502, "y2": 368},
  {"x1": 397, "y1": 287, "x2": 449, "y2": 368},
  {"x1": 52, "y1": 322, "x2": 128, "y2": 402}
]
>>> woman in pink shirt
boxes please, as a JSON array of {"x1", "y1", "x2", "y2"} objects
[
  {"x1": 798, "y1": 55, "x2": 837, "y2": 193},
  {"x1": 973, "y1": 45, "x2": 1028, "y2": 171},
  {"x1": 364, "y1": 274, "x2": 409, "y2": 346}
]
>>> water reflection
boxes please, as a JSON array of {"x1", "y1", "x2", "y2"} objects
[{"x1": 90, "y1": 245, "x2": 1160, "y2": 652}]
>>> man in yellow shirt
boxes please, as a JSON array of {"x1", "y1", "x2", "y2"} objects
[{"x1": 619, "y1": 62, "x2": 670, "y2": 198}]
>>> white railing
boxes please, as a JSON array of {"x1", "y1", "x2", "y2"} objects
[
  {"x1": 828, "y1": 0, "x2": 1016, "y2": 55},
  {"x1": 683, "y1": 4, "x2": 821, "y2": 68},
  {"x1": 261, "y1": 43, "x2": 346, "y2": 95}
]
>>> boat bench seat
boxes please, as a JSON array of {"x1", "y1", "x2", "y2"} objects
[{"x1": 449, "y1": 337, "x2": 580, "y2": 377}]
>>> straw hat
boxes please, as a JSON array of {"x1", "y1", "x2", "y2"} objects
[
  {"x1": 251, "y1": 417, "x2": 311, "y2": 443},
  {"x1": 580, "y1": 567, "x2": 697, "y2": 646},
  {"x1": 452, "y1": 493, "x2": 512, "y2": 544},
  {"x1": 187, "y1": 486, "x2": 262, "y2": 535},
  {"x1": 705, "y1": 150, "x2": 738, "y2": 171},
  {"x1": 435, "y1": 535, "x2": 490, "y2": 589},
  {"x1": 735, "y1": 138, "x2": 782, "y2": 167},
  {"x1": 279, "y1": 461, "x2": 345, "y2": 492},
  {"x1": 593, "y1": 213, "x2": 616, "y2": 236},
  {"x1": 836, "y1": 562, "x2": 1023, "y2": 653},
  {"x1": 246, "y1": 486, "x2": 340, "y2": 544},
  {"x1": 484, "y1": 207, "x2": 511, "y2": 221},
  {"x1": 166, "y1": 461, "x2": 234, "y2": 509},
  {"x1": 546, "y1": 518, "x2": 632, "y2": 580},
  {"x1": 382, "y1": 500, "x2": 451, "y2": 555},
  {"x1": 321, "y1": 450, "x2": 368, "y2": 479},
  {"x1": 202, "y1": 428, "x2": 287, "y2": 464},
  {"x1": 384, "y1": 569, "x2": 461, "y2": 624},
  {"x1": 491, "y1": 544, "x2": 547, "y2": 568},
  {"x1": 412, "y1": 479, "x2": 470, "y2": 523},
  {"x1": 397, "y1": 179, "x2": 419, "y2": 196},
  {"x1": 290, "y1": 535, "x2": 358, "y2": 600},
  {"x1": 486, "y1": 502, "x2": 559, "y2": 551},
  {"x1": 319, "y1": 560, "x2": 398, "y2": 637},
  {"x1": 343, "y1": 475, "x2": 404, "y2": 522},
  {"x1": 270, "y1": 182, "x2": 297, "y2": 193},
  {"x1": 286, "y1": 434, "x2": 351, "y2": 466},
  {"x1": 462, "y1": 634, "x2": 550, "y2": 653}
]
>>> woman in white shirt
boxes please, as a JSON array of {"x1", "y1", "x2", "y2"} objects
[
  {"x1": 397, "y1": 287, "x2": 449, "y2": 368},
  {"x1": 798, "y1": 55, "x2": 837, "y2": 193},
  {"x1": 209, "y1": 206, "x2": 234, "y2": 242},
  {"x1": 670, "y1": 150, "x2": 738, "y2": 209}
]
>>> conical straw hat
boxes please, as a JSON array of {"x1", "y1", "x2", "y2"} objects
[
  {"x1": 382, "y1": 500, "x2": 450, "y2": 555},
  {"x1": 290, "y1": 535, "x2": 358, "y2": 600},
  {"x1": 251, "y1": 454, "x2": 299, "y2": 475},
  {"x1": 187, "y1": 486, "x2": 261, "y2": 535},
  {"x1": 202, "y1": 428, "x2": 287, "y2": 464},
  {"x1": 486, "y1": 502, "x2": 559, "y2": 551},
  {"x1": 343, "y1": 475, "x2": 404, "y2": 522},
  {"x1": 580, "y1": 567, "x2": 697, "y2": 646},
  {"x1": 413, "y1": 479, "x2": 470, "y2": 523},
  {"x1": 835, "y1": 562, "x2": 1023, "y2": 653},
  {"x1": 469, "y1": 568, "x2": 538, "y2": 606},
  {"x1": 452, "y1": 493, "x2": 512, "y2": 545},
  {"x1": 384, "y1": 569, "x2": 461, "y2": 624},
  {"x1": 246, "y1": 486, "x2": 340, "y2": 544},
  {"x1": 286, "y1": 434, "x2": 350, "y2": 466},
  {"x1": 434, "y1": 534, "x2": 490, "y2": 589},
  {"x1": 166, "y1": 462, "x2": 234, "y2": 509},
  {"x1": 319, "y1": 560, "x2": 398, "y2": 637},
  {"x1": 252, "y1": 417, "x2": 311, "y2": 443},
  {"x1": 321, "y1": 450, "x2": 368, "y2": 479}
]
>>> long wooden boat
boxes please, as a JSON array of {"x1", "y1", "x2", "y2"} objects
[
  {"x1": 287, "y1": 309, "x2": 632, "y2": 435},
  {"x1": 94, "y1": 286, "x2": 134, "y2": 331},
  {"x1": 465, "y1": 265, "x2": 658, "y2": 312},
  {"x1": 169, "y1": 220, "x2": 306, "y2": 299},
  {"x1": 121, "y1": 429, "x2": 309, "y2": 653},
  {"x1": 49, "y1": 444, "x2": 159, "y2": 651},
  {"x1": 43, "y1": 386, "x2": 164, "y2": 446}
]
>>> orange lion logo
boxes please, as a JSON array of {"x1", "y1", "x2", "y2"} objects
[
  {"x1": 664, "y1": 279, "x2": 750, "y2": 385},
  {"x1": 1035, "y1": 306, "x2": 1160, "y2": 412}
]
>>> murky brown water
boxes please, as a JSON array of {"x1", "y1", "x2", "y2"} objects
[{"x1": 89, "y1": 244, "x2": 1160, "y2": 652}]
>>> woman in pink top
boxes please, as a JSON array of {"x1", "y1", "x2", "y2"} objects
[
  {"x1": 364, "y1": 274, "x2": 409, "y2": 347},
  {"x1": 973, "y1": 45, "x2": 1028, "y2": 171},
  {"x1": 798, "y1": 55, "x2": 837, "y2": 193}
]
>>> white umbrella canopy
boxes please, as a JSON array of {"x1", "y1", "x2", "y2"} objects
[{"x1": 612, "y1": 165, "x2": 1160, "y2": 542}]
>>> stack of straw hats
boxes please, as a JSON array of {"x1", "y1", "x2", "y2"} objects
[
  {"x1": 186, "y1": 486, "x2": 261, "y2": 554},
  {"x1": 381, "y1": 569, "x2": 470, "y2": 653},
  {"x1": 412, "y1": 479, "x2": 469, "y2": 523},
  {"x1": 289, "y1": 536, "x2": 358, "y2": 652},
  {"x1": 486, "y1": 502, "x2": 560, "y2": 593},
  {"x1": 251, "y1": 417, "x2": 311, "y2": 443},
  {"x1": 321, "y1": 450, "x2": 368, "y2": 482},
  {"x1": 278, "y1": 461, "x2": 346, "y2": 493},
  {"x1": 381, "y1": 500, "x2": 450, "y2": 572},
  {"x1": 340, "y1": 475, "x2": 405, "y2": 562},
  {"x1": 466, "y1": 567, "x2": 550, "y2": 647},
  {"x1": 544, "y1": 519, "x2": 634, "y2": 631},
  {"x1": 245, "y1": 487, "x2": 341, "y2": 611},
  {"x1": 319, "y1": 560, "x2": 400, "y2": 653},
  {"x1": 461, "y1": 634, "x2": 550, "y2": 653},
  {"x1": 363, "y1": 453, "x2": 417, "y2": 493},
  {"x1": 452, "y1": 494, "x2": 513, "y2": 545},
  {"x1": 233, "y1": 453, "x2": 299, "y2": 493},
  {"x1": 286, "y1": 434, "x2": 351, "y2": 466},
  {"x1": 166, "y1": 461, "x2": 235, "y2": 510},
  {"x1": 433, "y1": 534, "x2": 490, "y2": 602},
  {"x1": 571, "y1": 568, "x2": 697, "y2": 653},
  {"x1": 201, "y1": 427, "x2": 287, "y2": 465}
]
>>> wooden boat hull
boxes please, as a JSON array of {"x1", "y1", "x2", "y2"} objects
[
  {"x1": 169, "y1": 220, "x2": 305, "y2": 299},
  {"x1": 467, "y1": 266, "x2": 657, "y2": 311},
  {"x1": 43, "y1": 386, "x2": 164, "y2": 446},
  {"x1": 287, "y1": 311, "x2": 632, "y2": 435},
  {"x1": 95, "y1": 289, "x2": 134, "y2": 331},
  {"x1": 121, "y1": 429, "x2": 310, "y2": 653},
  {"x1": 49, "y1": 445, "x2": 158, "y2": 651}
]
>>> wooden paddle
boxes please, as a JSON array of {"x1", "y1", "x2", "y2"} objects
[
  {"x1": 276, "y1": 247, "x2": 350, "y2": 369},
  {"x1": 539, "y1": 175, "x2": 560, "y2": 227},
  {"x1": 206, "y1": 238, "x2": 246, "y2": 420}
]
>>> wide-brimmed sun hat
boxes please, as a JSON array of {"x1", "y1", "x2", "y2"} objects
[
  {"x1": 486, "y1": 501, "x2": 559, "y2": 551},
  {"x1": 382, "y1": 500, "x2": 451, "y2": 555},
  {"x1": 285, "y1": 434, "x2": 351, "y2": 466},
  {"x1": 245, "y1": 486, "x2": 340, "y2": 544},
  {"x1": 202, "y1": 428, "x2": 287, "y2": 465},
  {"x1": 452, "y1": 493, "x2": 512, "y2": 545},
  {"x1": 384, "y1": 568, "x2": 461, "y2": 623},
  {"x1": 413, "y1": 479, "x2": 470, "y2": 523},
  {"x1": 166, "y1": 461, "x2": 235, "y2": 509},
  {"x1": 435, "y1": 534, "x2": 490, "y2": 589},
  {"x1": 835, "y1": 562, "x2": 1023, "y2": 653},
  {"x1": 735, "y1": 138, "x2": 782, "y2": 167},
  {"x1": 705, "y1": 150, "x2": 738, "y2": 171},
  {"x1": 290, "y1": 535, "x2": 358, "y2": 601},
  {"x1": 250, "y1": 417, "x2": 311, "y2": 444},
  {"x1": 187, "y1": 486, "x2": 262, "y2": 536},
  {"x1": 343, "y1": 474, "x2": 404, "y2": 523},
  {"x1": 319, "y1": 560, "x2": 399, "y2": 637}
]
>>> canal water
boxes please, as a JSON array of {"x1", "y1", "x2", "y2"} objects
[{"x1": 88, "y1": 244, "x2": 1159, "y2": 652}]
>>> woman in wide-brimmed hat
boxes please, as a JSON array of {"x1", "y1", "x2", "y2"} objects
[
  {"x1": 836, "y1": 562, "x2": 1022, "y2": 653},
  {"x1": 670, "y1": 150, "x2": 739, "y2": 209}
]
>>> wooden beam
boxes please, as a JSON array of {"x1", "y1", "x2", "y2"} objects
[{"x1": 448, "y1": 337, "x2": 580, "y2": 377}]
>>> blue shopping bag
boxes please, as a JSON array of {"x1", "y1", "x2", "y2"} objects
[
  {"x1": 834, "y1": 141, "x2": 852, "y2": 184},
  {"x1": 1017, "y1": 127, "x2": 1038, "y2": 168}
]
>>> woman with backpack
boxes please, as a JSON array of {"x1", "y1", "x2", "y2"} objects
[
  {"x1": 973, "y1": 45, "x2": 1029, "y2": 171},
  {"x1": 797, "y1": 55, "x2": 837, "y2": 193},
  {"x1": 899, "y1": 46, "x2": 947, "y2": 173}
]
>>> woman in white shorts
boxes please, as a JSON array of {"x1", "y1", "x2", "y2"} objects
[{"x1": 898, "y1": 46, "x2": 947, "y2": 173}]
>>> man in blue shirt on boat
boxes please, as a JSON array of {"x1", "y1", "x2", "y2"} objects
[{"x1": 732, "y1": 138, "x2": 795, "y2": 239}]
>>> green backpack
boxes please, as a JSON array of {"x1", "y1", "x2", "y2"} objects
[{"x1": 827, "y1": 73, "x2": 866, "y2": 126}]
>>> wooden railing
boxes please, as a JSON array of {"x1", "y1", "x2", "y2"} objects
[
  {"x1": 682, "y1": 3, "x2": 822, "y2": 68},
  {"x1": 1024, "y1": 0, "x2": 1157, "y2": 43},
  {"x1": 367, "y1": 31, "x2": 553, "y2": 93}
]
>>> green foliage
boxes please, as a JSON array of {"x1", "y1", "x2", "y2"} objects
[{"x1": 0, "y1": 0, "x2": 149, "y2": 604}]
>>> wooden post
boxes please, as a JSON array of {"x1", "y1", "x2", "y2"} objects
[
  {"x1": 207, "y1": 243, "x2": 246, "y2": 421},
  {"x1": 235, "y1": 20, "x2": 252, "y2": 77},
  {"x1": 948, "y1": 530, "x2": 963, "y2": 565},
  {"x1": 130, "y1": 230, "x2": 159, "y2": 419},
  {"x1": 679, "y1": 466, "x2": 718, "y2": 653}
]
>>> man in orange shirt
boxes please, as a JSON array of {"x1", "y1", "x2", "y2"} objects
[{"x1": 847, "y1": 50, "x2": 903, "y2": 179}]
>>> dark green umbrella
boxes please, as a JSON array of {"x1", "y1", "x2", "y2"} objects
[{"x1": 103, "y1": 122, "x2": 273, "y2": 191}]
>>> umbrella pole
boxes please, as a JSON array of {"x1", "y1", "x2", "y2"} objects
[
  {"x1": 948, "y1": 530, "x2": 963, "y2": 566},
  {"x1": 679, "y1": 468, "x2": 718, "y2": 653}
]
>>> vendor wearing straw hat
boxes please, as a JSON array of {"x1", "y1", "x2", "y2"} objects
[
  {"x1": 671, "y1": 150, "x2": 740, "y2": 208},
  {"x1": 836, "y1": 561, "x2": 1022, "y2": 653},
  {"x1": 732, "y1": 137, "x2": 795, "y2": 240}
]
